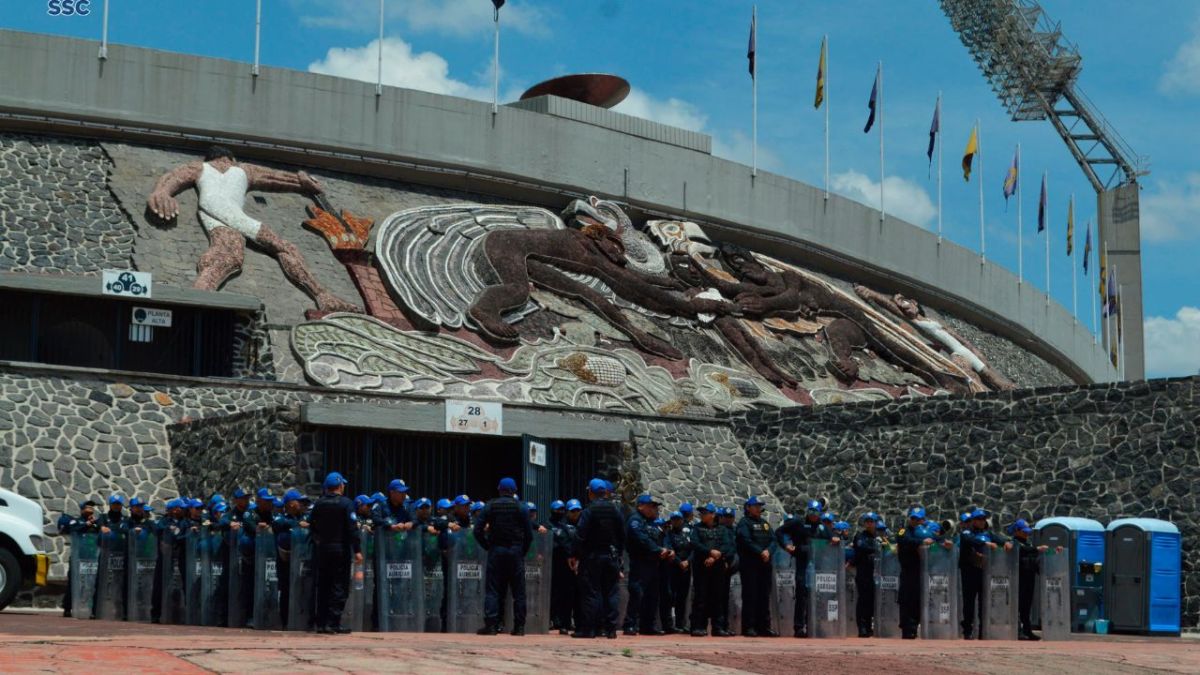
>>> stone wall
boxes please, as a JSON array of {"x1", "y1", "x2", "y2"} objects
[
  {"x1": 729, "y1": 376, "x2": 1200, "y2": 626},
  {"x1": 631, "y1": 419, "x2": 777, "y2": 509}
]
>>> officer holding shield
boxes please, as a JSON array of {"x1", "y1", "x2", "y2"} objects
[{"x1": 309, "y1": 472, "x2": 362, "y2": 634}]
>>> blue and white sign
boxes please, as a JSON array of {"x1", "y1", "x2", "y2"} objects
[{"x1": 102, "y1": 270, "x2": 152, "y2": 298}]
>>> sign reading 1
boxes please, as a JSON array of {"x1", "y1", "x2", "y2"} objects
[{"x1": 444, "y1": 400, "x2": 503, "y2": 435}]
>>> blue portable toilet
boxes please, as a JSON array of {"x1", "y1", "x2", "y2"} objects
[
  {"x1": 1034, "y1": 517, "x2": 1106, "y2": 631},
  {"x1": 1104, "y1": 518, "x2": 1181, "y2": 636}
]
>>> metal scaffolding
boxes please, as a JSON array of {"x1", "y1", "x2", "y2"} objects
[{"x1": 940, "y1": 0, "x2": 1146, "y2": 192}]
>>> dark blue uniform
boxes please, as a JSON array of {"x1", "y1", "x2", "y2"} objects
[
  {"x1": 474, "y1": 496, "x2": 534, "y2": 632},
  {"x1": 735, "y1": 513, "x2": 775, "y2": 635},
  {"x1": 1014, "y1": 536, "x2": 1040, "y2": 637},
  {"x1": 688, "y1": 520, "x2": 733, "y2": 634},
  {"x1": 665, "y1": 521, "x2": 694, "y2": 632},
  {"x1": 549, "y1": 512, "x2": 577, "y2": 631},
  {"x1": 573, "y1": 498, "x2": 626, "y2": 637},
  {"x1": 272, "y1": 512, "x2": 307, "y2": 629},
  {"x1": 58, "y1": 510, "x2": 98, "y2": 617},
  {"x1": 623, "y1": 512, "x2": 667, "y2": 634},
  {"x1": 959, "y1": 527, "x2": 1009, "y2": 638},
  {"x1": 774, "y1": 515, "x2": 830, "y2": 635},
  {"x1": 851, "y1": 529, "x2": 881, "y2": 636},
  {"x1": 309, "y1": 493, "x2": 361, "y2": 632},
  {"x1": 896, "y1": 523, "x2": 933, "y2": 638}
]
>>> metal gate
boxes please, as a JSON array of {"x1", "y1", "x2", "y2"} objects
[{"x1": 522, "y1": 435, "x2": 553, "y2": 517}]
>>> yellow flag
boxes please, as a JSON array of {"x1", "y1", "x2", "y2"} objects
[
  {"x1": 814, "y1": 38, "x2": 826, "y2": 109},
  {"x1": 962, "y1": 125, "x2": 978, "y2": 181}
]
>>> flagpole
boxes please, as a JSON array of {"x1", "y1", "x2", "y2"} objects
[
  {"x1": 824, "y1": 36, "x2": 830, "y2": 201},
  {"x1": 99, "y1": 0, "x2": 109, "y2": 60},
  {"x1": 752, "y1": 5, "x2": 758, "y2": 178},
  {"x1": 1044, "y1": 171, "x2": 1050, "y2": 306},
  {"x1": 1071, "y1": 194, "x2": 1078, "y2": 322},
  {"x1": 1119, "y1": 282, "x2": 1126, "y2": 381},
  {"x1": 1090, "y1": 223, "x2": 1097, "y2": 342},
  {"x1": 937, "y1": 93, "x2": 943, "y2": 243},
  {"x1": 252, "y1": 0, "x2": 261, "y2": 76},
  {"x1": 879, "y1": 62, "x2": 885, "y2": 224},
  {"x1": 493, "y1": 3, "x2": 501, "y2": 115},
  {"x1": 1102, "y1": 241, "x2": 1109, "y2": 353},
  {"x1": 1017, "y1": 143, "x2": 1023, "y2": 284},
  {"x1": 376, "y1": 0, "x2": 384, "y2": 95},
  {"x1": 977, "y1": 119, "x2": 985, "y2": 263}
]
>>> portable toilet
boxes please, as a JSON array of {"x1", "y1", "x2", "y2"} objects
[
  {"x1": 1105, "y1": 518, "x2": 1181, "y2": 636},
  {"x1": 1034, "y1": 517, "x2": 1106, "y2": 632}
]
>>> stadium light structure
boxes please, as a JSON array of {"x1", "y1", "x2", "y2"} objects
[{"x1": 940, "y1": 0, "x2": 1146, "y2": 192}]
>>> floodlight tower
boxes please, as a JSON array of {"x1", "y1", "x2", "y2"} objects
[{"x1": 940, "y1": 0, "x2": 1147, "y2": 380}]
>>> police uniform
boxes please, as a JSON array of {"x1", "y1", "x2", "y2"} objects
[
  {"x1": 272, "y1": 492, "x2": 310, "y2": 630},
  {"x1": 896, "y1": 508, "x2": 937, "y2": 639},
  {"x1": 714, "y1": 509, "x2": 738, "y2": 634},
  {"x1": 734, "y1": 500, "x2": 776, "y2": 637},
  {"x1": 665, "y1": 514, "x2": 694, "y2": 632},
  {"x1": 150, "y1": 501, "x2": 189, "y2": 624},
  {"x1": 851, "y1": 518, "x2": 881, "y2": 637},
  {"x1": 1010, "y1": 521, "x2": 1041, "y2": 640},
  {"x1": 309, "y1": 473, "x2": 360, "y2": 633},
  {"x1": 687, "y1": 504, "x2": 733, "y2": 636},
  {"x1": 623, "y1": 496, "x2": 668, "y2": 635},
  {"x1": 474, "y1": 479, "x2": 534, "y2": 635},
  {"x1": 774, "y1": 502, "x2": 831, "y2": 636},
  {"x1": 58, "y1": 502, "x2": 98, "y2": 617},
  {"x1": 548, "y1": 501, "x2": 578, "y2": 632},
  {"x1": 573, "y1": 481, "x2": 626, "y2": 638},
  {"x1": 958, "y1": 510, "x2": 1009, "y2": 639}
]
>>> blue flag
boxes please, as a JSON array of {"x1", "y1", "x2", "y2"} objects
[{"x1": 864, "y1": 70, "x2": 878, "y2": 133}]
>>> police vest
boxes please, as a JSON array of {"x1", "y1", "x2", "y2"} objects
[
  {"x1": 693, "y1": 524, "x2": 723, "y2": 555},
  {"x1": 581, "y1": 500, "x2": 623, "y2": 553},
  {"x1": 743, "y1": 516, "x2": 773, "y2": 547},
  {"x1": 485, "y1": 497, "x2": 526, "y2": 547}
]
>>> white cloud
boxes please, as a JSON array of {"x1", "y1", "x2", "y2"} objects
[
  {"x1": 831, "y1": 170, "x2": 937, "y2": 228},
  {"x1": 308, "y1": 37, "x2": 491, "y2": 100},
  {"x1": 613, "y1": 89, "x2": 708, "y2": 132},
  {"x1": 1144, "y1": 306, "x2": 1200, "y2": 376},
  {"x1": 1159, "y1": 21, "x2": 1200, "y2": 95},
  {"x1": 295, "y1": 0, "x2": 548, "y2": 38},
  {"x1": 1140, "y1": 172, "x2": 1200, "y2": 242}
]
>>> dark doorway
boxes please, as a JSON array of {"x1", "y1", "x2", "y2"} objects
[{"x1": 1108, "y1": 526, "x2": 1146, "y2": 630}]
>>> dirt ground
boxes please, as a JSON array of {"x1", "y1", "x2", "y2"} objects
[{"x1": 1, "y1": 610, "x2": 1196, "y2": 674}]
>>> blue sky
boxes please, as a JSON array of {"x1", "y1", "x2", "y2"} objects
[{"x1": 7, "y1": 0, "x2": 1199, "y2": 376}]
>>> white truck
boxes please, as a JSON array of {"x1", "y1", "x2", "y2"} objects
[{"x1": 0, "y1": 487, "x2": 50, "y2": 609}]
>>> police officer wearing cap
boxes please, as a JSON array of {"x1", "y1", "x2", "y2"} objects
[
  {"x1": 734, "y1": 496, "x2": 777, "y2": 637},
  {"x1": 150, "y1": 498, "x2": 188, "y2": 624},
  {"x1": 896, "y1": 505, "x2": 951, "y2": 639},
  {"x1": 474, "y1": 477, "x2": 534, "y2": 636},
  {"x1": 623, "y1": 494, "x2": 674, "y2": 635},
  {"x1": 58, "y1": 499, "x2": 99, "y2": 618},
  {"x1": 374, "y1": 479, "x2": 414, "y2": 532},
  {"x1": 308, "y1": 472, "x2": 362, "y2": 634},
  {"x1": 959, "y1": 508, "x2": 1011, "y2": 639},
  {"x1": 664, "y1": 510, "x2": 693, "y2": 633},
  {"x1": 273, "y1": 488, "x2": 311, "y2": 629},
  {"x1": 1006, "y1": 518, "x2": 1051, "y2": 640},
  {"x1": 775, "y1": 498, "x2": 831, "y2": 637},
  {"x1": 548, "y1": 499, "x2": 577, "y2": 634},
  {"x1": 573, "y1": 478, "x2": 626, "y2": 639},
  {"x1": 687, "y1": 503, "x2": 731, "y2": 636},
  {"x1": 851, "y1": 512, "x2": 882, "y2": 637}
]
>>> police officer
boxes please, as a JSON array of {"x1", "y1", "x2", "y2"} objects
[
  {"x1": 58, "y1": 499, "x2": 98, "y2": 618},
  {"x1": 734, "y1": 496, "x2": 776, "y2": 637},
  {"x1": 774, "y1": 499, "x2": 830, "y2": 637},
  {"x1": 687, "y1": 503, "x2": 731, "y2": 636},
  {"x1": 851, "y1": 512, "x2": 882, "y2": 637},
  {"x1": 548, "y1": 499, "x2": 576, "y2": 634},
  {"x1": 273, "y1": 488, "x2": 310, "y2": 629},
  {"x1": 896, "y1": 506, "x2": 951, "y2": 639},
  {"x1": 374, "y1": 479, "x2": 413, "y2": 532},
  {"x1": 664, "y1": 511, "x2": 693, "y2": 633},
  {"x1": 623, "y1": 494, "x2": 673, "y2": 635},
  {"x1": 1006, "y1": 518, "x2": 1050, "y2": 640},
  {"x1": 572, "y1": 479, "x2": 625, "y2": 639},
  {"x1": 679, "y1": 502, "x2": 696, "y2": 529},
  {"x1": 959, "y1": 508, "x2": 1011, "y2": 639},
  {"x1": 474, "y1": 477, "x2": 534, "y2": 636},
  {"x1": 308, "y1": 472, "x2": 361, "y2": 634},
  {"x1": 150, "y1": 498, "x2": 188, "y2": 624}
]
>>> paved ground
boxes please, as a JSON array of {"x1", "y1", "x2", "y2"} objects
[{"x1": 1, "y1": 611, "x2": 1197, "y2": 674}]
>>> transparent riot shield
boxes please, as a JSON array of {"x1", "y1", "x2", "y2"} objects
[
  {"x1": 200, "y1": 528, "x2": 228, "y2": 626},
  {"x1": 69, "y1": 532, "x2": 100, "y2": 620},
  {"x1": 807, "y1": 540, "x2": 846, "y2": 638},
  {"x1": 183, "y1": 527, "x2": 204, "y2": 625},
  {"x1": 501, "y1": 528, "x2": 551, "y2": 634},
  {"x1": 981, "y1": 546, "x2": 1018, "y2": 640},
  {"x1": 920, "y1": 543, "x2": 959, "y2": 639},
  {"x1": 447, "y1": 530, "x2": 488, "y2": 633},
  {"x1": 252, "y1": 529, "x2": 281, "y2": 630},
  {"x1": 287, "y1": 526, "x2": 316, "y2": 632},
  {"x1": 126, "y1": 526, "x2": 157, "y2": 622},
  {"x1": 1040, "y1": 548, "x2": 1071, "y2": 640},
  {"x1": 375, "y1": 527, "x2": 423, "y2": 632},
  {"x1": 874, "y1": 546, "x2": 901, "y2": 638},
  {"x1": 421, "y1": 528, "x2": 445, "y2": 633},
  {"x1": 844, "y1": 562, "x2": 858, "y2": 637},
  {"x1": 770, "y1": 547, "x2": 796, "y2": 636},
  {"x1": 94, "y1": 529, "x2": 128, "y2": 621},
  {"x1": 346, "y1": 528, "x2": 376, "y2": 633},
  {"x1": 728, "y1": 569, "x2": 743, "y2": 635},
  {"x1": 227, "y1": 528, "x2": 249, "y2": 629},
  {"x1": 158, "y1": 526, "x2": 185, "y2": 625}
]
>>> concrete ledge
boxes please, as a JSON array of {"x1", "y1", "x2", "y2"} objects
[
  {"x1": 506, "y1": 95, "x2": 712, "y2": 153},
  {"x1": 0, "y1": 271, "x2": 262, "y2": 312}
]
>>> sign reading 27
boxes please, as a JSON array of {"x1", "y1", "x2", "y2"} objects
[{"x1": 47, "y1": 0, "x2": 91, "y2": 15}]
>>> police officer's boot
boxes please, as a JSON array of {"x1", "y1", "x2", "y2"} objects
[{"x1": 477, "y1": 622, "x2": 500, "y2": 635}]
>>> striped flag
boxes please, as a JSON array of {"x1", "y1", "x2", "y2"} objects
[
  {"x1": 814, "y1": 37, "x2": 826, "y2": 109},
  {"x1": 1002, "y1": 146, "x2": 1019, "y2": 202},
  {"x1": 961, "y1": 124, "x2": 978, "y2": 180},
  {"x1": 1037, "y1": 174, "x2": 1047, "y2": 233},
  {"x1": 1083, "y1": 222, "x2": 1092, "y2": 274},
  {"x1": 747, "y1": 11, "x2": 756, "y2": 79},
  {"x1": 1066, "y1": 197, "x2": 1075, "y2": 255}
]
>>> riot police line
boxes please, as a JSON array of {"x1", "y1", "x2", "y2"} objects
[{"x1": 59, "y1": 489, "x2": 1073, "y2": 640}]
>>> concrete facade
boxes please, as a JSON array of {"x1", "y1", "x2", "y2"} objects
[{"x1": 0, "y1": 30, "x2": 1117, "y2": 384}]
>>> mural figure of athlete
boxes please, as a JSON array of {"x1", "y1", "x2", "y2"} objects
[{"x1": 147, "y1": 145, "x2": 359, "y2": 313}]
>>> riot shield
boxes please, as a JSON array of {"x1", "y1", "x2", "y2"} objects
[
  {"x1": 94, "y1": 529, "x2": 128, "y2": 621},
  {"x1": 770, "y1": 547, "x2": 797, "y2": 636},
  {"x1": 844, "y1": 561, "x2": 858, "y2": 637},
  {"x1": 287, "y1": 526, "x2": 316, "y2": 632},
  {"x1": 200, "y1": 528, "x2": 228, "y2": 626},
  {"x1": 346, "y1": 528, "x2": 376, "y2": 633},
  {"x1": 252, "y1": 529, "x2": 281, "y2": 630},
  {"x1": 421, "y1": 528, "x2": 444, "y2": 633},
  {"x1": 375, "y1": 527, "x2": 423, "y2": 632},
  {"x1": 920, "y1": 543, "x2": 959, "y2": 639},
  {"x1": 502, "y1": 528, "x2": 551, "y2": 634},
  {"x1": 981, "y1": 546, "x2": 1018, "y2": 640},
  {"x1": 183, "y1": 528, "x2": 204, "y2": 625},
  {"x1": 446, "y1": 530, "x2": 488, "y2": 633},
  {"x1": 807, "y1": 540, "x2": 846, "y2": 638},
  {"x1": 874, "y1": 546, "x2": 901, "y2": 638},
  {"x1": 227, "y1": 528, "x2": 248, "y2": 629},
  {"x1": 728, "y1": 569, "x2": 743, "y2": 635},
  {"x1": 158, "y1": 526, "x2": 185, "y2": 625},
  {"x1": 69, "y1": 532, "x2": 99, "y2": 620},
  {"x1": 126, "y1": 526, "x2": 157, "y2": 622},
  {"x1": 1039, "y1": 548, "x2": 1071, "y2": 640}
]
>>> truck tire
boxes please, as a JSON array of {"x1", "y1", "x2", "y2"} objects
[{"x1": 0, "y1": 547, "x2": 22, "y2": 610}]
